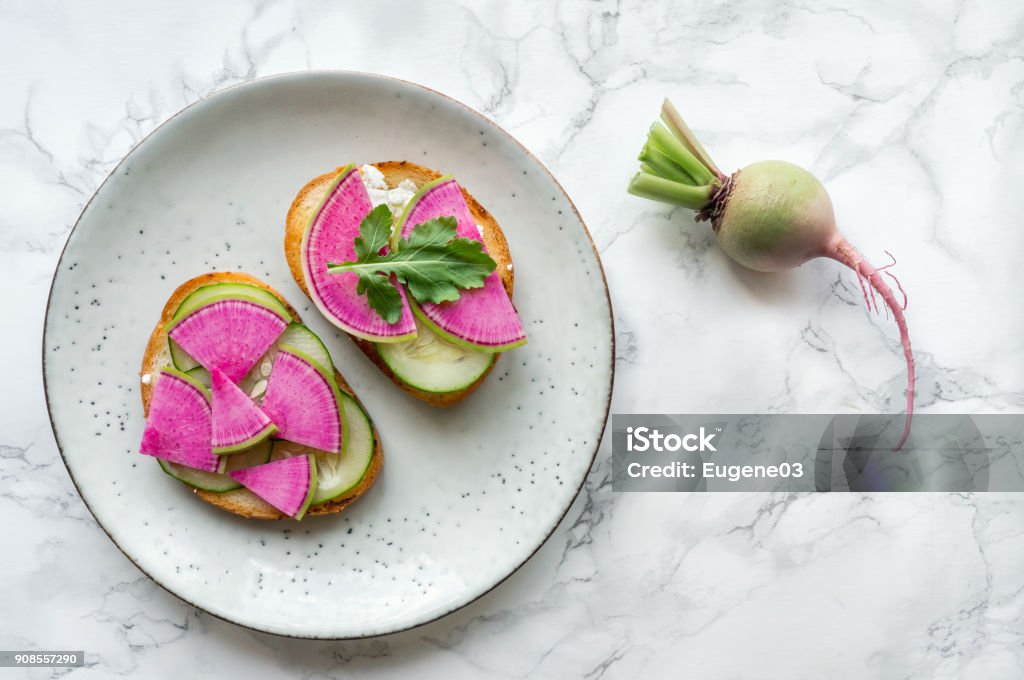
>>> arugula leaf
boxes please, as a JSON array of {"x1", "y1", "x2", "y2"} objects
[
  {"x1": 327, "y1": 211, "x2": 496, "y2": 324},
  {"x1": 391, "y1": 217, "x2": 495, "y2": 303},
  {"x1": 355, "y1": 268, "x2": 406, "y2": 324},
  {"x1": 353, "y1": 204, "x2": 392, "y2": 259}
]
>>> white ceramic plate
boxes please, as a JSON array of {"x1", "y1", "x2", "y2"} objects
[{"x1": 43, "y1": 72, "x2": 613, "y2": 638}]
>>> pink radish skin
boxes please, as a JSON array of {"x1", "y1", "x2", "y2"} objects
[{"x1": 705, "y1": 160, "x2": 915, "y2": 450}]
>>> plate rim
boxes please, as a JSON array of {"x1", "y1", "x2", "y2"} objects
[{"x1": 42, "y1": 69, "x2": 615, "y2": 640}]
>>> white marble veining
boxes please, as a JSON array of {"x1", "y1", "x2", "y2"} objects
[{"x1": 2, "y1": 0, "x2": 1023, "y2": 677}]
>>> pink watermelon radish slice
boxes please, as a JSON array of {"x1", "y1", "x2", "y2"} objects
[
  {"x1": 166, "y1": 296, "x2": 289, "y2": 382},
  {"x1": 168, "y1": 282, "x2": 293, "y2": 372},
  {"x1": 301, "y1": 165, "x2": 417, "y2": 342},
  {"x1": 210, "y1": 368, "x2": 277, "y2": 454},
  {"x1": 228, "y1": 454, "x2": 317, "y2": 519},
  {"x1": 260, "y1": 347, "x2": 346, "y2": 453},
  {"x1": 140, "y1": 368, "x2": 219, "y2": 472},
  {"x1": 394, "y1": 176, "x2": 526, "y2": 351}
]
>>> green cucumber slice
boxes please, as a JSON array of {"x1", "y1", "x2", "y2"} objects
[
  {"x1": 376, "y1": 317, "x2": 494, "y2": 393},
  {"x1": 276, "y1": 323, "x2": 334, "y2": 374},
  {"x1": 271, "y1": 393, "x2": 374, "y2": 505},
  {"x1": 169, "y1": 337, "x2": 199, "y2": 371},
  {"x1": 173, "y1": 282, "x2": 291, "y2": 321},
  {"x1": 158, "y1": 439, "x2": 272, "y2": 492},
  {"x1": 185, "y1": 365, "x2": 211, "y2": 387}
]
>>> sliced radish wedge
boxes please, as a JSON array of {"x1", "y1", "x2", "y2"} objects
[
  {"x1": 394, "y1": 176, "x2": 526, "y2": 351},
  {"x1": 229, "y1": 454, "x2": 317, "y2": 520},
  {"x1": 169, "y1": 283, "x2": 292, "y2": 372},
  {"x1": 260, "y1": 347, "x2": 346, "y2": 453},
  {"x1": 301, "y1": 165, "x2": 417, "y2": 342},
  {"x1": 166, "y1": 296, "x2": 289, "y2": 382},
  {"x1": 139, "y1": 368, "x2": 218, "y2": 472},
  {"x1": 210, "y1": 368, "x2": 277, "y2": 454},
  {"x1": 271, "y1": 392, "x2": 375, "y2": 506}
]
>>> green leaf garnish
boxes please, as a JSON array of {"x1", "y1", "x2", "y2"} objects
[
  {"x1": 327, "y1": 205, "x2": 496, "y2": 324},
  {"x1": 353, "y1": 204, "x2": 392, "y2": 260}
]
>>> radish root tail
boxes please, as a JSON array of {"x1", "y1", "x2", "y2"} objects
[
  {"x1": 854, "y1": 269, "x2": 874, "y2": 313},
  {"x1": 876, "y1": 251, "x2": 909, "y2": 311},
  {"x1": 828, "y1": 238, "x2": 915, "y2": 451}
]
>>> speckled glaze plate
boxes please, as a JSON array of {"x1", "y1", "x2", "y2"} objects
[{"x1": 43, "y1": 72, "x2": 613, "y2": 638}]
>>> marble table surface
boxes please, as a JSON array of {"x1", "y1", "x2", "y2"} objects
[{"x1": 2, "y1": 1, "x2": 1023, "y2": 677}]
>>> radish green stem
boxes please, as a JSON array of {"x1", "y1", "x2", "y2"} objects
[
  {"x1": 648, "y1": 123, "x2": 715, "y2": 186},
  {"x1": 628, "y1": 173, "x2": 714, "y2": 210},
  {"x1": 661, "y1": 98, "x2": 725, "y2": 181},
  {"x1": 639, "y1": 162, "x2": 662, "y2": 177},
  {"x1": 638, "y1": 143, "x2": 697, "y2": 184}
]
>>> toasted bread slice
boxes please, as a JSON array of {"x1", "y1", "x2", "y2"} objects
[
  {"x1": 140, "y1": 272, "x2": 382, "y2": 520},
  {"x1": 285, "y1": 161, "x2": 515, "y2": 407}
]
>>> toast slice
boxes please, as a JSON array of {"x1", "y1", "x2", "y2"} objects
[
  {"x1": 284, "y1": 161, "x2": 515, "y2": 407},
  {"x1": 140, "y1": 272, "x2": 382, "y2": 520}
]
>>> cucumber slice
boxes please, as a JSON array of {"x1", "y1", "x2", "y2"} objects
[
  {"x1": 170, "y1": 337, "x2": 199, "y2": 371},
  {"x1": 376, "y1": 317, "x2": 494, "y2": 393},
  {"x1": 271, "y1": 393, "x2": 374, "y2": 505},
  {"x1": 173, "y1": 282, "x2": 291, "y2": 321},
  {"x1": 158, "y1": 439, "x2": 272, "y2": 492},
  {"x1": 186, "y1": 365, "x2": 211, "y2": 387},
  {"x1": 276, "y1": 323, "x2": 334, "y2": 374}
]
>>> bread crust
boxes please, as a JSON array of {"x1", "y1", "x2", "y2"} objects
[
  {"x1": 284, "y1": 161, "x2": 514, "y2": 407},
  {"x1": 140, "y1": 272, "x2": 382, "y2": 520}
]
